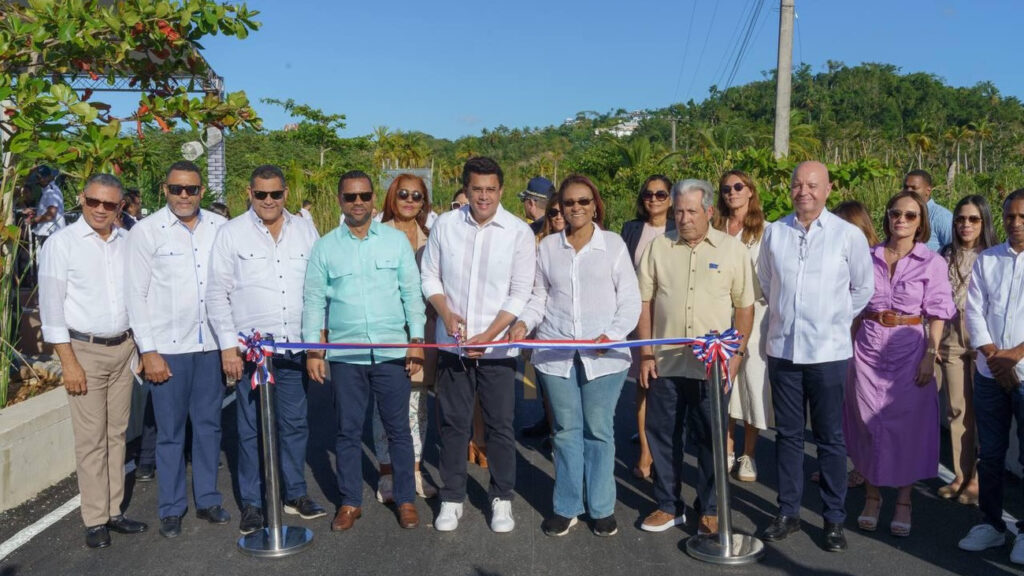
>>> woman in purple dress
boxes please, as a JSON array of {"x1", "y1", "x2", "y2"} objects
[{"x1": 845, "y1": 190, "x2": 955, "y2": 537}]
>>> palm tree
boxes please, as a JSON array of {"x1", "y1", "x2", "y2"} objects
[
  {"x1": 969, "y1": 119, "x2": 993, "y2": 173},
  {"x1": 943, "y1": 125, "x2": 973, "y2": 175}
]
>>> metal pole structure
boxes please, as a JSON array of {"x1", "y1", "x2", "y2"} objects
[
  {"x1": 772, "y1": 0, "x2": 795, "y2": 159},
  {"x1": 238, "y1": 348, "x2": 313, "y2": 557},
  {"x1": 686, "y1": 359, "x2": 765, "y2": 565}
]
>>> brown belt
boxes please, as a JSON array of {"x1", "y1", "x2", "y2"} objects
[{"x1": 862, "y1": 310, "x2": 923, "y2": 328}]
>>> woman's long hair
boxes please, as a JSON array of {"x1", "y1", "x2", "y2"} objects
[{"x1": 712, "y1": 170, "x2": 765, "y2": 245}]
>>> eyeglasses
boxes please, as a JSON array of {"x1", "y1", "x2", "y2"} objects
[
  {"x1": 546, "y1": 208, "x2": 562, "y2": 218},
  {"x1": 562, "y1": 198, "x2": 594, "y2": 208},
  {"x1": 397, "y1": 189, "x2": 424, "y2": 202},
  {"x1": 450, "y1": 201, "x2": 465, "y2": 210},
  {"x1": 342, "y1": 192, "x2": 374, "y2": 203},
  {"x1": 83, "y1": 197, "x2": 121, "y2": 211},
  {"x1": 720, "y1": 182, "x2": 746, "y2": 195},
  {"x1": 954, "y1": 215, "x2": 982, "y2": 225},
  {"x1": 641, "y1": 190, "x2": 670, "y2": 201},
  {"x1": 166, "y1": 184, "x2": 201, "y2": 197},
  {"x1": 252, "y1": 190, "x2": 285, "y2": 201},
  {"x1": 887, "y1": 209, "x2": 919, "y2": 222}
]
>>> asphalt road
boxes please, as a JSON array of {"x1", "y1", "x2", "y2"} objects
[{"x1": 2, "y1": 377, "x2": 1023, "y2": 576}]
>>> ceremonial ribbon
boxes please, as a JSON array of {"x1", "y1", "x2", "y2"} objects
[
  {"x1": 239, "y1": 330, "x2": 743, "y2": 392},
  {"x1": 239, "y1": 330, "x2": 276, "y2": 390}
]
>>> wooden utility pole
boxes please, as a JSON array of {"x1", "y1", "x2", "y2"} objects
[{"x1": 773, "y1": 0, "x2": 795, "y2": 159}]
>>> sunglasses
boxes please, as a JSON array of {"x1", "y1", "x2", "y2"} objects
[
  {"x1": 546, "y1": 208, "x2": 562, "y2": 218},
  {"x1": 720, "y1": 182, "x2": 746, "y2": 195},
  {"x1": 342, "y1": 191, "x2": 374, "y2": 203},
  {"x1": 397, "y1": 189, "x2": 424, "y2": 202},
  {"x1": 450, "y1": 201, "x2": 465, "y2": 210},
  {"x1": 166, "y1": 184, "x2": 201, "y2": 197},
  {"x1": 887, "y1": 209, "x2": 919, "y2": 222},
  {"x1": 252, "y1": 190, "x2": 285, "y2": 201},
  {"x1": 562, "y1": 198, "x2": 593, "y2": 208},
  {"x1": 954, "y1": 215, "x2": 982, "y2": 225},
  {"x1": 641, "y1": 190, "x2": 670, "y2": 201},
  {"x1": 83, "y1": 196, "x2": 121, "y2": 211}
]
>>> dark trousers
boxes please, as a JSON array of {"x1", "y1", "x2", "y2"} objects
[
  {"x1": 437, "y1": 352, "x2": 517, "y2": 502},
  {"x1": 330, "y1": 358, "x2": 414, "y2": 507},
  {"x1": 139, "y1": 383, "x2": 157, "y2": 469},
  {"x1": 149, "y1": 351, "x2": 223, "y2": 518},
  {"x1": 237, "y1": 356, "x2": 310, "y2": 508},
  {"x1": 646, "y1": 376, "x2": 718, "y2": 516},
  {"x1": 974, "y1": 370, "x2": 1024, "y2": 531},
  {"x1": 767, "y1": 356, "x2": 848, "y2": 523}
]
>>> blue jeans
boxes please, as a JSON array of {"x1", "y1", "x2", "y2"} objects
[
  {"x1": 149, "y1": 351, "x2": 224, "y2": 518},
  {"x1": 237, "y1": 356, "x2": 310, "y2": 508},
  {"x1": 974, "y1": 370, "x2": 1024, "y2": 531},
  {"x1": 538, "y1": 360, "x2": 626, "y2": 519}
]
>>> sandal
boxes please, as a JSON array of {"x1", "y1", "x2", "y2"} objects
[
  {"x1": 857, "y1": 495, "x2": 882, "y2": 531},
  {"x1": 937, "y1": 479, "x2": 963, "y2": 499},
  {"x1": 890, "y1": 502, "x2": 912, "y2": 537},
  {"x1": 848, "y1": 469, "x2": 866, "y2": 488}
]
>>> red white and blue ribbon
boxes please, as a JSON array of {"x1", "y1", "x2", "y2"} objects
[
  {"x1": 239, "y1": 330, "x2": 276, "y2": 390},
  {"x1": 239, "y1": 330, "x2": 743, "y2": 392}
]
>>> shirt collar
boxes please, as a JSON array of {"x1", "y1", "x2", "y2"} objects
[
  {"x1": 558, "y1": 226, "x2": 607, "y2": 251},
  {"x1": 162, "y1": 204, "x2": 203, "y2": 228},
  {"x1": 461, "y1": 203, "x2": 513, "y2": 229},
  {"x1": 342, "y1": 218, "x2": 380, "y2": 240},
  {"x1": 871, "y1": 241, "x2": 930, "y2": 260},
  {"x1": 669, "y1": 225, "x2": 720, "y2": 247},
  {"x1": 785, "y1": 209, "x2": 832, "y2": 231},
  {"x1": 73, "y1": 216, "x2": 122, "y2": 242}
]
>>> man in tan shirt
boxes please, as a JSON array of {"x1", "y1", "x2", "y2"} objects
[{"x1": 635, "y1": 178, "x2": 754, "y2": 536}]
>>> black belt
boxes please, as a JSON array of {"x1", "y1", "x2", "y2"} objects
[{"x1": 69, "y1": 329, "x2": 132, "y2": 346}]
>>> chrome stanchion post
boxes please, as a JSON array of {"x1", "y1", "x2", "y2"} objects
[
  {"x1": 686, "y1": 350, "x2": 764, "y2": 565},
  {"x1": 238, "y1": 337, "x2": 313, "y2": 557}
]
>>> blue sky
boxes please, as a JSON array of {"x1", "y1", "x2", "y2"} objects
[{"x1": 153, "y1": 0, "x2": 1024, "y2": 139}]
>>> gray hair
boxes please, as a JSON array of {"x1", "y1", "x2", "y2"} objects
[
  {"x1": 672, "y1": 178, "x2": 714, "y2": 210},
  {"x1": 83, "y1": 173, "x2": 124, "y2": 196}
]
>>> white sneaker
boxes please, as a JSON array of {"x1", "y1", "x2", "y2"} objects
[
  {"x1": 490, "y1": 498, "x2": 515, "y2": 533},
  {"x1": 1011, "y1": 533, "x2": 1024, "y2": 565},
  {"x1": 736, "y1": 455, "x2": 757, "y2": 482},
  {"x1": 958, "y1": 524, "x2": 1007, "y2": 551},
  {"x1": 375, "y1": 474, "x2": 394, "y2": 504},
  {"x1": 434, "y1": 501, "x2": 463, "y2": 532}
]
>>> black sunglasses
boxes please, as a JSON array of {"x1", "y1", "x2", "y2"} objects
[
  {"x1": 641, "y1": 190, "x2": 669, "y2": 201},
  {"x1": 562, "y1": 198, "x2": 593, "y2": 208},
  {"x1": 546, "y1": 208, "x2": 562, "y2": 218},
  {"x1": 253, "y1": 190, "x2": 285, "y2": 201},
  {"x1": 342, "y1": 192, "x2": 374, "y2": 203},
  {"x1": 397, "y1": 189, "x2": 424, "y2": 202},
  {"x1": 954, "y1": 215, "x2": 982, "y2": 225},
  {"x1": 83, "y1": 196, "x2": 121, "y2": 211},
  {"x1": 166, "y1": 184, "x2": 202, "y2": 197},
  {"x1": 719, "y1": 182, "x2": 745, "y2": 195}
]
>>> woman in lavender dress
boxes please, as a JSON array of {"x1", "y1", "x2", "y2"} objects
[{"x1": 844, "y1": 190, "x2": 955, "y2": 537}]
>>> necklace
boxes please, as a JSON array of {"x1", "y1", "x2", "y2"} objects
[{"x1": 885, "y1": 244, "x2": 911, "y2": 259}]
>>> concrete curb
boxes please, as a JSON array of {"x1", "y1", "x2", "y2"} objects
[{"x1": 0, "y1": 387, "x2": 75, "y2": 512}]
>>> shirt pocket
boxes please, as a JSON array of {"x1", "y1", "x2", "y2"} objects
[
  {"x1": 289, "y1": 249, "x2": 310, "y2": 278},
  {"x1": 154, "y1": 245, "x2": 188, "y2": 275},
  {"x1": 238, "y1": 250, "x2": 268, "y2": 280}
]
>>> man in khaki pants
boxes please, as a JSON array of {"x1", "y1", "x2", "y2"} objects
[{"x1": 39, "y1": 173, "x2": 148, "y2": 548}]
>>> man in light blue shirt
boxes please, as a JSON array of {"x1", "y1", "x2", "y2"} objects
[
  {"x1": 304, "y1": 170, "x2": 426, "y2": 532},
  {"x1": 904, "y1": 170, "x2": 953, "y2": 252}
]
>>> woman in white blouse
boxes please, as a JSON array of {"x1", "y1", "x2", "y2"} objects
[{"x1": 510, "y1": 175, "x2": 641, "y2": 538}]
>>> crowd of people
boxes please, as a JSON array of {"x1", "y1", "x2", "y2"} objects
[{"x1": 33, "y1": 155, "x2": 1024, "y2": 564}]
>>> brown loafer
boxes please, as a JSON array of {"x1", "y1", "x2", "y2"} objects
[
  {"x1": 698, "y1": 514, "x2": 719, "y2": 536},
  {"x1": 331, "y1": 505, "x2": 361, "y2": 532},
  {"x1": 397, "y1": 503, "x2": 419, "y2": 529}
]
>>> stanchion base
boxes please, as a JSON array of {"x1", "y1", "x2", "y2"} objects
[
  {"x1": 685, "y1": 533, "x2": 765, "y2": 565},
  {"x1": 237, "y1": 526, "x2": 314, "y2": 558}
]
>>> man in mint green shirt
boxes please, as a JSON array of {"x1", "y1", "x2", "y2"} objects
[{"x1": 303, "y1": 170, "x2": 426, "y2": 531}]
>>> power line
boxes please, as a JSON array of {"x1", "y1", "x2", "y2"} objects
[
  {"x1": 712, "y1": 0, "x2": 756, "y2": 90},
  {"x1": 725, "y1": 0, "x2": 768, "y2": 90},
  {"x1": 684, "y1": 0, "x2": 720, "y2": 101},
  {"x1": 671, "y1": 0, "x2": 701, "y2": 104}
]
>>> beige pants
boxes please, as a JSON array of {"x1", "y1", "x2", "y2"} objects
[
  {"x1": 68, "y1": 338, "x2": 136, "y2": 527},
  {"x1": 937, "y1": 322, "x2": 977, "y2": 482}
]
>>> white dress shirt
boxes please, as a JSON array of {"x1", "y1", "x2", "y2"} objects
[
  {"x1": 421, "y1": 204, "x2": 535, "y2": 359},
  {"x1": 519, "y1": 229, "x2": 641, "y2": 379},
  {"x1": 33, "y1": 182, "x2": 66, "y2": 237},
  {"x1": 758, "y1": 210, "x2": 874, "y2": 364},
  {"x1": 126, "y1": 206, "x2": 226, "y2": 354},
  {"x1": 966, "y1": 242, "x2": 1024, "y2": 381},
  {"x1": 38, "y1": 218, "x2": 129, "y2": 343},
  {"x1": 207, "y1": 209, "x2": 319, "y2": 350}
]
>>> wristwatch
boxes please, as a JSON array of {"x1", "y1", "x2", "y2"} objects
[{"x1": 409, "y1": 338, "x2": 425, "y2": 344}]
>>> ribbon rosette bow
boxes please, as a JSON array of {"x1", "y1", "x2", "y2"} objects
[
  {"x1": 239, "y1": 330, "x2": 275, "y2": 390},
  {"x1": 690, "y1": 328, "x2": 743, "y2": 394}
]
